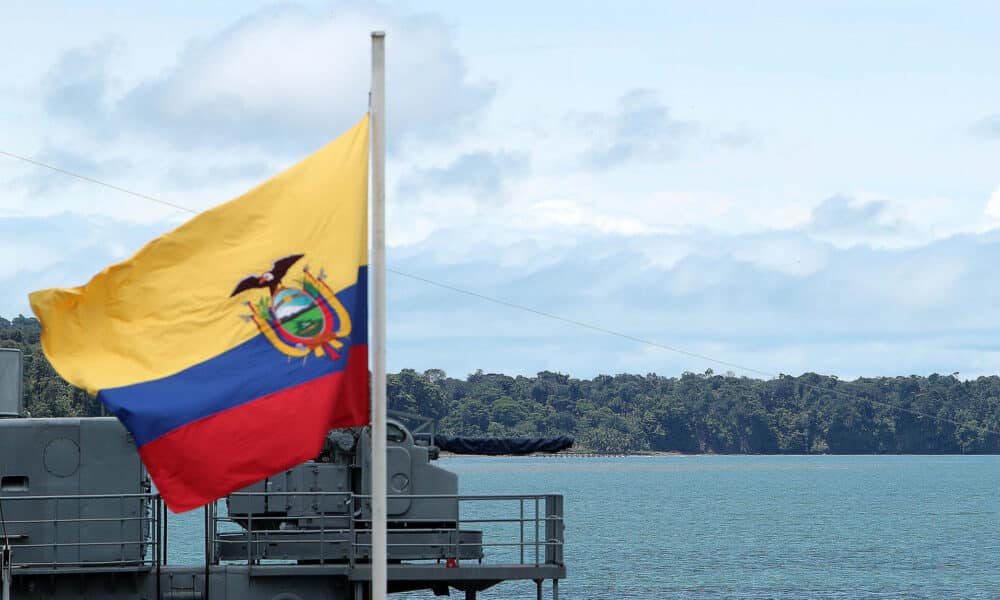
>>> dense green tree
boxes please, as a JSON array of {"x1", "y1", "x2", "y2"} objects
[{"x1": 4, "y1": 315, "x2": 1000, "y2": 454}]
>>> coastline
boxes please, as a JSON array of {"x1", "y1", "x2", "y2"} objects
[{"x1": 437, "y1": 450, "x2": 1000, "y2": 458}]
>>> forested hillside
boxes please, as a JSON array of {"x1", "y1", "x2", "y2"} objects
[
  {"x1": 1, "y1": 315, "x2": 100, "y2": 417},
  {"x1": 4, "y1": 315, "x2": 1000, "y2": 453}
]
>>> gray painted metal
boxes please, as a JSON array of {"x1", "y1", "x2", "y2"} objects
[
  {"x1": 0, "y1": 349, "x2": 22, "y2": 417},
  {"x1": 216, "y1": 529, "x2": 483, "y2": 563},
  {"x1": 0, "y1": 414, "x2": 566, "y2": 598},
  {"x1": 8, "y1": 563, "x2": 565, "y2": 599},
  {"x1": 0, "y1": 418, "x2": 148, "y2": 568},
  {"x1": 358, "y1": 423, "x2": 459, "y2": 524}
]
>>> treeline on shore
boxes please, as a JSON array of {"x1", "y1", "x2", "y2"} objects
[{"x1": 4, "y1": 314, "x2": 1000, "y2": 454}]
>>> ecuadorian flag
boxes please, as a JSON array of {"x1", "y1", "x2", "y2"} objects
[{"x1": 29, "y1": 116, "x2": 370, "y2": 512}]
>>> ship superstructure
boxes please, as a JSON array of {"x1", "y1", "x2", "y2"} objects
[{"x1": 0, "y1": 349, "x2": 565, "y2": 599}]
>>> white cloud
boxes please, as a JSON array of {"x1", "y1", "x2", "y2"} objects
[
  {"x1": 6, "y1": 2, "x2": 506, "y2": 229},
  {"x1": 384, "y1": 226, "x2": 1000, "y2": 378},
  {"x1": 0, "y1": 214, "x2": 173, "y2": 316},
  {"x1": 986, "y1": 185, "x2": 1000, "y2": 220},
  {"x1": 6, "y1": 1, "x2": 1000, "y2": 383},
  {"x1": 802, "y1": 192, "x2": 993, "y2": 250},
  {"x1": 731, "y1": 234, "x2": 830, "y2": 276},
  {"x1": 527, "y1": 200, "x2": 650, "y2": 236},
  {"x1": 42, "y1": 4, "x2": 493, "y2": 151},
  {"x1": 577, "y1": 89, "x2": 696, "y2": 169},
  {"x1": 971, "y1": 114, "x2": 1000, "y2": 141},
  {"x1": 0, "y1": 241, "x2": 62, "y2": 281}
]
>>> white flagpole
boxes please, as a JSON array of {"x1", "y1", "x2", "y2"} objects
[{"x1": 369, "y1": 30, "x2": 388, "y2": 600}]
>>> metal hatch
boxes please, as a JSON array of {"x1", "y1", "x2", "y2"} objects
[{"x1": 385, "y1": 422, "x2": 412, "y2": 514}]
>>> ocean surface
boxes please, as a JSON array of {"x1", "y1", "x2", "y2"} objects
[{"x1": 167, "y1": 455, "x2": 1000, "y2": 598}]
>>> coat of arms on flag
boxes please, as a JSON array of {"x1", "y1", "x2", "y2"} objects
[{"x1": 232, "y1": 254, "x2": 354, "y2": 360}]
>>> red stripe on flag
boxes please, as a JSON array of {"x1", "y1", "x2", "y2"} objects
[{"x1": 141, "y1": 344, "x2": 369, "y2": 513}]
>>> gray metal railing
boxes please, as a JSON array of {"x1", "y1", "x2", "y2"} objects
[
  {"x1": 0, "y1": 492, "x2": 159, "y2": 571},
  {"x1": 1, "y1": 490, "x2": 565, "y2": 574},
  {"x1": 210, "y1": 492, "x2": 564, "y2": 569}
]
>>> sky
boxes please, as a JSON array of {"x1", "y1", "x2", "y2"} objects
[{"x1": 2, "y1": 1, "x2": 999, "y2": 380}]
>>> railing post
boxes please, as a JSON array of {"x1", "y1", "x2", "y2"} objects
[
  {"x1": 519, "y1": 499, "x2": 525, "y2": 564},
  {"x1": 2, "y1": 545, "x2": 12, "y2": 600},
  {"x1": 203, "y1": 503, "x2": 211, "y2": 600},
  {"x1": 544, "y1": 495, "x2": 563, "y2": 566},
  {"x1": 454, "y1": 500, "x2": 461, "y2": 565},
  {"x1": 534, "y1": 498, "x2": 539, "y2": 566},
  {"x1": 154, "y1": 496, "x2": 160, "y2": 565},
  {"x1": 53, "y1": 495, "x2": 58, "y2": 566},
  {"x1": 163, "y1": 503, "x2": 169, "y2": 565},
  {"x1": 349, "y1": 493, "x2": 356, "y2": 570},
  {"x1": 248, "y1": 498, "x2": 253, "y2": 566},
  {"x1": 155, "y1": 495, "x2": 162, "y2": 600},
  {"x1": 119, "y1": 494, "x2": 125, "y2": 564}
]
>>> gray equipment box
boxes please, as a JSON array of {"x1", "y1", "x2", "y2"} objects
[
  {"x1": 0, "y1": 348, "x2": 22, "y2": 417},
  {"x1": 0, "y1": 417, "x2": 149, "y2": 567}
]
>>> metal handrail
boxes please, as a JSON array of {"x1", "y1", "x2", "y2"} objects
[
  {"x1": 211, "y1": 492, "x2": 564, "y2": 569},
  {"x1": 214, "y1": 532, "x2": 562, "y2": 541},
  {"x1": 0, "y1": 516, "x2": 151, "y2": 525},
  {"x1": 0, "y1": 493, "x2": 153, "y2": 501},
  {"x1": 227, "y1": 491, "x2": 556, "y2": 500},
  {"x1": 0, "y1": 491, "x2": 159, "y2": 571},
  {"x1": 10, "y1": 559, "x2": 156, "y2": 569},
  {"x1": 2, "y1": 489, "x2": 565, "y2": 577},
  {"x1": 7, "y1": 541, "x2": 155, "y2": 549}
]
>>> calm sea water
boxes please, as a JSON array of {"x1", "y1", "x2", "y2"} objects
[{"x1": 168, "y1": 456, "x2": 1000, "y2": 599}]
